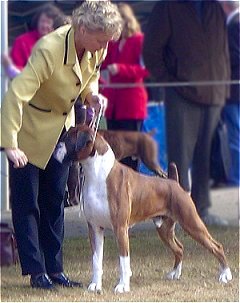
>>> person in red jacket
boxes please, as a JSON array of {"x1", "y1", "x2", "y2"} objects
[
  {"x1": 101, "y1": 2, "x2": 149, "y2": 170},
  {"x1": 2, "y1": 3, "x2": 66, "y2": 79}
]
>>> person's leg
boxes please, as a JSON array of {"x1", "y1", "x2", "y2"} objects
[
  {"x1": 191, "y1": 105, "x2": 222, "y2": 216},
  {"x1": 165, "y1": 88, "x2": 200, "y2": 192},
  {"x1": 222, "y1": 104, "x2": 240, "y2": 185},
  {"x1": 38, "y1": 155, "x2": 70, "y2": 275},
  {"x1": 9, "y1": 162, "x2": 45, "y2": 275}
]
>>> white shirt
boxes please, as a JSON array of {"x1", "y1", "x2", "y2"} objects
[{"x1": 227, "y1": 8, "x2": 239, "y2": 25}]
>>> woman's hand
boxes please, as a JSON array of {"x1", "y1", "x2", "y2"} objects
[
  {"x1": 86, "y1": 93, "x2": 108, "y2": 116},
  {"x1": 107, "y1": 64, "x2": 118, "y2": 76},
  {"x1": 5, "y1": 148, "x2": 28, "y2": 168}
]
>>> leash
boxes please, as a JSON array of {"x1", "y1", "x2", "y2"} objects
[
  {"x1": 89, "y1": 104, "x2": 103, "y2": 143},
  {"x1": 79, "y1": 103, "x2": 103, "y2": 213}
]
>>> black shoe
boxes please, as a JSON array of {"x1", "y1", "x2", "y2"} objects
[
  {"x1": 30, "y1": 273, "x2": 55, "y2": 290},
  {"x1": 201, "y1": 214, "x2": 229, "y2": 226},
  {"x1": 49, "y1": 272, "x2": 83, "y2": 288}
]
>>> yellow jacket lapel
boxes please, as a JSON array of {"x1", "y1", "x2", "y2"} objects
[{"x1": 64, "y1": 27, "x2": 82, "y2": 83}]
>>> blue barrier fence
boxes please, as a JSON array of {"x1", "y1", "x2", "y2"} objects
[{"x1": 139, "y1": 102, "x2": 168, "y2": 175}]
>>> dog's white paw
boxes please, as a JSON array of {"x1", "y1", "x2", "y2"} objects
[
  {"x1": 219, "y1": 267, "x2": 232, "y2": 284},
  {"x1": 166, "y1": 262, "x2": 182, "y2": 280},
  {"x1": 114, "y1": 283, "x2": 130, "y2": 294},
  {"x1": 88, "y1": 282, "x2": 102, "y2": 294}
]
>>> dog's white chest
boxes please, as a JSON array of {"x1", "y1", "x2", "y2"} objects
[{"x1": 82, "y1": 147, "x2": 114, "y2": 229}]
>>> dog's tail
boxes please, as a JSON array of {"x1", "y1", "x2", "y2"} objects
[{"x1": 168, "y1": 162, "x2": 179, "y2": 183}]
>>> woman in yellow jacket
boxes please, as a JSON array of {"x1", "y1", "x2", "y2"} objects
[{"x1": 0, "y1": 1, "x2": 122, "y2": 290}]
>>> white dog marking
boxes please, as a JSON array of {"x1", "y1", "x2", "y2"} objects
[
  {"x1": 82, "y1": 147, "x2": 115, "y2": 229},
  {"x1": 81, "y1": 145, "x2": 118, "y2": 292},
  {"x1": 219, "y1": 266, "x2": 232, "y2": 283},
  {"x1": 166, "y1": 261, "x2": 182, "y2": 280},
  {"x1": 88, "y1": 227, "x2": 104, "y2": 293},
  {"x1": 114, "y1": 256, "x2": 132, "y2": 293}
]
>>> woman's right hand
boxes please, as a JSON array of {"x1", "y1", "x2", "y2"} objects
[
  {"x1": 5, "y1": 148, "x2": 28, "y2": 168},
  {"x1": 107, "y1": 64, "x2": 118, "y2": 76}
]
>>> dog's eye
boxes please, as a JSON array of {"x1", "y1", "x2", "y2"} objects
[{"x1": 76, "y1": 132, "x2": 91, "y2": 151}]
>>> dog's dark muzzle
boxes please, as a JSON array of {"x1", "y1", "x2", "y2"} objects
[{"x1": 53, "y1": 130, "x2": 93, "y2": 163}]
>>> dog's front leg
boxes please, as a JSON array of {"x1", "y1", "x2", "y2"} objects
[
  {"x1": 87, "y1": 223, "x2": 104, "y2": 294},
  {"x1": 114, "y1": 226, "x2": 132, "y2": 294}
]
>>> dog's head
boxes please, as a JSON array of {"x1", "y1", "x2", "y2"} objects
[{"x1": 54, "y1": 124, "x2": 108, "y2": 163}]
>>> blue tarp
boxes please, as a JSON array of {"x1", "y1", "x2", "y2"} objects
[{"x1": 139, "y1": 102, "x2": 168, "y2": 175}]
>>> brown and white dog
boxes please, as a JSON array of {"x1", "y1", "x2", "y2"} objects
[
  {"x1": 98, "y1": 129, "x2": 167, "y2": 178},
  {"x1": 56, "y1": 125, "x2": 232, "y2": 293}
]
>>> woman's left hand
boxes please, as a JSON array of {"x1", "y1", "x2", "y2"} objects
[{"x1": 86, "y1": 93, "x2": 108, "y2": 115}]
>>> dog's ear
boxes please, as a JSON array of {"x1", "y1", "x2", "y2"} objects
[
  {"x1": 91, "y1": 134, "x2": 109, "y2": 155},
  {"x1": 76, "y1": 131, "x2": 93, "y2": 151},
  {"x1": 168, "y1": 162, "x2": 179, "y2": 183}
]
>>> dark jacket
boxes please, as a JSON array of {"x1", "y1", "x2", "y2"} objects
[
  {"x1": 227, "y1": 11, "x2": 240, "y2": 104},
  {"x1": 143, "y1": 0, "x2": 230, "y2": 106}
]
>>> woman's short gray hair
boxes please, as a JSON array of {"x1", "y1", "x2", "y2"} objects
[{"x1": 72, "y1": 0, "x2": 123, "y2": 41}]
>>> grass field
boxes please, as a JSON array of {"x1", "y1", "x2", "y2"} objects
[{"x1": 1, "y1": 227, "x2": 239, "y2": 302}]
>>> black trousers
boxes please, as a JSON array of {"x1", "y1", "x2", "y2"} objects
[
  {"x1": 107, "y1": 119, "x2": 143, "y2": 171},
  {"x1": 9, "y1": 155, "x2": 70, "y2": 276},
  {"x1": 165, "y1": 88, "x2": 222, "y2": 216}
]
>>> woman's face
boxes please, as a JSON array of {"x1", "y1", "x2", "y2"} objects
[
  {"x1": 37, "y1": 13, "x2": 54, "y2": 37},
  {"x1": 76, "y1": 26, "x2": 113, "y2": 53}
]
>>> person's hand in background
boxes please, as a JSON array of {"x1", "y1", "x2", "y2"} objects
[{"x1": 107, "y1": 63, "x2": 118, "y2": 76}]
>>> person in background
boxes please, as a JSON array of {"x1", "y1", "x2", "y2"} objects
[
  {"x1": 101, "y1": 2, "x2": 149, "y2": 171},
  {"x1": 220, "y1": 0, "x2": 240, "y2": 186},
  {"x1": 0, "y1": 0, "x2": 122, "y2": 290},
  {"x1": 2, "y1": 3, "x2": 67, "y2": 79},
  {"x1": 143, "y1": 0, "x2": 230, "y2": 226}
]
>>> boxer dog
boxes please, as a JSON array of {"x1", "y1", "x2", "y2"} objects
[
  {"x1": 56, "y1": 124, "x2": 232, "y2": 293},
  {"x1": 98, "y1": 129, "x2": 167, "y2": 178}
]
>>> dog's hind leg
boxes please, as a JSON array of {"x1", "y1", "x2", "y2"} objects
[
  {"x1": 156, "y1": 217, "x2": 184, "y2": 280},
  {"x1": 87, "y1": 223, "x2": 104, "y2": 294},
  {"x1": 178, "y1": 206, "x2": 232, "y2": 283},
  {"x1": 114, "y1": 226, "x2": 132, "y2": 293}
]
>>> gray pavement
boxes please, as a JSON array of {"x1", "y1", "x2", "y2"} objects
[{"x1": 1, "y1": 186, "x2": 239, "y2": 238}]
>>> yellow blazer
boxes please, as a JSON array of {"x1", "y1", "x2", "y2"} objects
[{"x1": 0, "y1": 25, "x2": 107, "y2": 169}]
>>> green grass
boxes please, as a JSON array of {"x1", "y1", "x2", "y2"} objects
[{"x1": 1, "y1": 227, "x2": 239, "y2": 302}]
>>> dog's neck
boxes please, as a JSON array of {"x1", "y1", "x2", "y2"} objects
[{"x1": 80, "y1": 138, "x2": 115, "y2": 181}]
